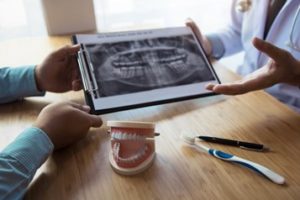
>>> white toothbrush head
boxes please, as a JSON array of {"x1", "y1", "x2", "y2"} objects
[
  {"x1": 180, "y1": 132, "x2": 196, "y2": 145},
  {"x1": 180, "y1": 132, "x2": 210, "y2": 153}
]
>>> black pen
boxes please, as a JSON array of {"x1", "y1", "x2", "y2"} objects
[{"x1": 198, "y1": 136, "x2": 269, "y2": 151}]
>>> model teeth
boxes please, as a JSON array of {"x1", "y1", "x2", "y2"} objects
[
  {"x1": 111, "y1": 131, "x2": 151, "y2": 141},
  {"x1": 112, "y1": 142, "x2": 149, "y2": 163}
]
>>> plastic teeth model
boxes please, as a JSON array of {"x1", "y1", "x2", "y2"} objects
[{"x1": 107, "y1": 121, "x2": 156, "y2": 176}]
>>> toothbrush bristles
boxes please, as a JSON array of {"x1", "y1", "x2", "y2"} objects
[{"x1": 180, "y1": 133, "x2": 196, "y2": 145}]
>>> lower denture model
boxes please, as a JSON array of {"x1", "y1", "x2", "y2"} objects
[{"x1": 107, "y1": 121, "x2": 156, "y2": 175}]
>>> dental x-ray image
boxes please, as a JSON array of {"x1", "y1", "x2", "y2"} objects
[{"x1": 85, "y1": 34, "x2": 215, "y2": 98}]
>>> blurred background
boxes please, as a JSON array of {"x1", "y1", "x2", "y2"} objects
[{"x1": 0, "y1": 0, "x2": 243, "y2": 70}]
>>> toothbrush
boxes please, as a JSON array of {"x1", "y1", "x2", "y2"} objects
[{"x1": 180, "y1": 133, "x2": 285, "y2": 185}]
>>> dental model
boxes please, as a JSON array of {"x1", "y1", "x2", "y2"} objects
[{"x1": 107, "y1": 121, "x2": 156, "y2": 175}]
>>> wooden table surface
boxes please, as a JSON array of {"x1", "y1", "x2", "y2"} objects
[{"x1": 1, "y1": 37, "x2": 300, "y2": 200}]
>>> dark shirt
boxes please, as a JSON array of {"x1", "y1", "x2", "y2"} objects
[{"x1": 264, "y1": 0, "x2": 287, "y2": 39}]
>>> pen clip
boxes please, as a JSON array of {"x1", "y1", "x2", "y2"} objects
[{"x1": 239, "y1": 145, "x2": 269, "y2": 152}]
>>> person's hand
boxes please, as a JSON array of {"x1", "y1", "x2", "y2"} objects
[
  {"x1": 34, "y1": 101, "x2": 103, "y2": 149},
  {"x1": 206, "y1": 37, "x2": 300, "y2": 95},
  {"x1": 185, "y1": 18, "x2": 212, "y2": 56},
  {"x1": 35, "y1": 45, "x2": 82, "y2": 93}
]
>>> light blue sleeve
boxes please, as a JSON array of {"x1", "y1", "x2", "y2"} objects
[
  {"x1": 0, "y1": 127, "x2": 54, "y2": 200},
  {"x1": 0, "y1": 66, "x2": 45, "y2": 104},
  {"x1": 206, "y1": 34, "x2": 226, "y2": 60}
]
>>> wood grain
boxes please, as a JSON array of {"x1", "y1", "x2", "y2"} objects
[{"x1": 1, "y1": 37, "x2": 300, "y2": 200}]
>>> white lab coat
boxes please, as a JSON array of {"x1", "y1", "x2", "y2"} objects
[{"x1": 217, "y1": 0, "x2": 300, "y2": 112}]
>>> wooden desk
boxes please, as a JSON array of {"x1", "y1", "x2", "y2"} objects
[{"x1": 1, "y1": 37, "x2": 300, "y2": 200}]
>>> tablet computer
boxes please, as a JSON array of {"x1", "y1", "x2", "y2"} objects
[{"x1": 72, "y1": 26, "x2": 220, "y2": 114}]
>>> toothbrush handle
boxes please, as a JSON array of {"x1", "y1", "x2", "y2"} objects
[{"x1": 208, "y1": 149, "x2": 285, "y2": 185}]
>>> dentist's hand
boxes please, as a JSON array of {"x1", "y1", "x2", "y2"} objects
[
  {"x1": 206, "y1": 37, "x2": 300, "y2": 95},
  {"x1": 185, "y1": 18, "x2": 212, "y2": 56},
  {"x1": 34, "y1": 101, "x2": 103, "y2": 149},
  {"x1": 35, "y1": 45, "x2": 82, "y2": 93}
]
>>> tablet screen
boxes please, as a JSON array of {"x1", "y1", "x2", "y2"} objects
[{"x1": 74, "y1": 27, "x2": 220, "y2": 113}]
